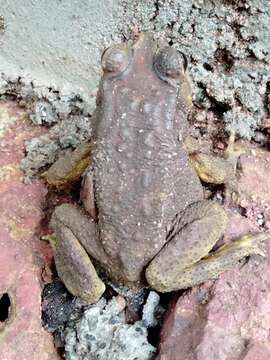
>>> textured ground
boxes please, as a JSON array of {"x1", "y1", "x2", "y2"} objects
[{"x1": 0, "y1": 1, "x2": 270, "y2": 359}]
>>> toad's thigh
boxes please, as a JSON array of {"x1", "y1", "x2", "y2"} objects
[
  {"x1": 50, "y1": 203, "x2": 106, "y2": 303},
  {"x1": 146, "y1": 200, "x2": 228, "y2": 291}
]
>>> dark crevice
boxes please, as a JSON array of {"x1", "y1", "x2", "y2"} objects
[
  {"x1": 236, "y1": 204, "x2": 247, "y2": 217},
  {"x1": 245, "y1": 48, "x2": 267, "y2": 63},
  {"x1": 214, "y1": 48, "x2": 234, "y2": 72},
  {"x1": 205, "y1": 183, "x2": 226, "y2": 202},
  {"x1": 209, "y1": 97, "x2": 231, "y2": 115},
  {"x1": 203, "y1": 63, "x2": 213, "y2": 72},
  {"x1": 197, "y1": 82, "x2": 231, "y2": 115},
  {"x1": 150, "y1": 0, "x2": 159, "y2": 24},
  {"x1": 0, "y1": 293, "x2": 12, "y2": 323},
  {"x1": 223, "y1": 0, "x2": 250, "y2": 13},
  {"x1": 166, "y1": 20, "x2": 176, "y2": 32},
  {"x1": 147, "y1": 292, "x2": 172, "y2": 347},
  {"x1": 263, "y1": 81, "x2": 270, "y2": 117},
  {"x1": 230, "y1": 21, "x2": 245, "y2": 43}
]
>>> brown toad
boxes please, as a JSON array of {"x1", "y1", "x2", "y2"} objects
[{"x1": 49, "y1": 33, "x2": 266, "y2": 303}]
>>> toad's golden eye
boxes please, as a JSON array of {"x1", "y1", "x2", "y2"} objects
[
  {"x1": 154, "y1": 46, "x2": 188, "y2": 81},
  {"x1": 101, "y1": 45, "x2": 132, "y2": 75}
]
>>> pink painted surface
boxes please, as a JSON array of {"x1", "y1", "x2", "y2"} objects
[{"x1": 0, "y1": 101, "x2": 58, "y2": 360}]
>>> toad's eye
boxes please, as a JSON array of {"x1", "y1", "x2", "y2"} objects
[
  {"x1": 101, "y1": 45, "x2": 131, "y2": 75},
  {"x1": 154, "y1": 46, "x2": 188, "y2": 81}
]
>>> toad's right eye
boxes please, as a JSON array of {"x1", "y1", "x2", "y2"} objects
[
  {"x1": 154, "y1": 46, "x2": 187, "y2": 82},
  {"x1": 101, "y1": 45, "x2": 132, "y2": 75}
]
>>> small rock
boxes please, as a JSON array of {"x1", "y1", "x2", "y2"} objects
[
  {"x1": 142, "y1": 291, "x2": 160, "y2": 328},
  {"x1": 42, "y1": 281, "x2": 75, "y2": 332},
  {"x1": 216, "y1": 141, "x2": 225, "y2": 150},
  {"x1": 65, "y1": 296, "x2": 156, "y2": 360}
]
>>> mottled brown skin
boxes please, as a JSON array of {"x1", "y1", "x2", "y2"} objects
[
  {"x1": 91, "y1": 33, "x2": 204, "y2": 282},
  {"x1": 50, "y1": 33, "x2": 266, "y2": 303}
]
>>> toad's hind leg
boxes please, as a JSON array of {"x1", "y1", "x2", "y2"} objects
[
  {"x1": 146, "y1": 201, "x2": 267, "y2": 292},
  {"x1": 49, "y1": 204, "x2": 106, "y2": 303}
]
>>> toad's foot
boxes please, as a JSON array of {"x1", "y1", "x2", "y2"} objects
[
  {"x1": 163, "y1": 232, "x2": 267, "y2": 292},
  {"x1": 186, "y1": 132, "x2": 244, "y2": 200},
  {"x1": 43, "y1": 142, "x2": 92, "y2": 189},
  {"x1": 146, "y1": 200, "x2": 269, "y2": 292}
]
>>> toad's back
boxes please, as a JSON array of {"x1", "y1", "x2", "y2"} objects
[{"x1": 92, "y1": 33, "x2": 203, "y2": 284}]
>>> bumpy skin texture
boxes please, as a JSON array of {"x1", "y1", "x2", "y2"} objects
[
  {"x1": 50, "y1": 33, "x2": 264, "y2": 302},
  {"x1": 91, "y1": 33, "x2": 204, "y2": 284}
]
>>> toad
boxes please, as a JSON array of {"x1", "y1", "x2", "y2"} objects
[{"x1": 48, "y1": 33, "x2": 266, "y2": 303}]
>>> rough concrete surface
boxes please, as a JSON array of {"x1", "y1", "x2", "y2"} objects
[
  {"x1": 65, "y1": 296, "x2": 156, "y2": 360},
  {"x1": 0, "y1": 0, "x2": 269, "y2": 176}
]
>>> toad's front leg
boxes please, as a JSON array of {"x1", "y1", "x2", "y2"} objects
[
  {"x1": 185, "y1": 132, "x2": 246, "y2": 201},
  {"x1": 146, "y1": 200, "x2": 267, "y2": 292}
]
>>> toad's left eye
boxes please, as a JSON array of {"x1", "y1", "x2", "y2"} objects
[
  {"x1": 101, "y1": 45, "x2": 131, "y2": 75},
  {"x1": 154, "y1": 47, "x2": 188, "y2": 81}
]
